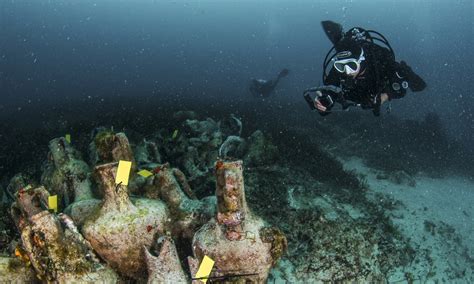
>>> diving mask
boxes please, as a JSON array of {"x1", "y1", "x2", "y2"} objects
[{"x1": 334, "y1": 48, "x2": 365, "y2": 76}]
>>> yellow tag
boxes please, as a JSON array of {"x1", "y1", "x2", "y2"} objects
[
  {"x1": 172, "y1": 129, "x2": 179, "y2": 139},
  {"x1": 116, "y1": 160, "x2": 132, "y2": 186},
  {"x1": 65, "y1": 134, "x2": 71, "y2": 143},
  {"x1": 195, "y1": 255, "x2": 214, "y2": 283},
  {"x1": 48, "y1": 195, "x2": 58, "y2": 213},
  {"x1": 137, "y1": 169, "x2": 153, "y2": 178},
  {"x1": 14, "y1": 247, "x2": 21, "y2": 257}
]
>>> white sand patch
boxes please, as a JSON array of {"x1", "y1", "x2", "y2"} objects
[{"x1": 342, "y1": 157, "x2": 474, "y2": 282}]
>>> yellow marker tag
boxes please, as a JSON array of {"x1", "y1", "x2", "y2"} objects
[
  {"x1": 116, "y1": 160, "x2": 132, "y2": 186},
  {"x1": 195, "y1": 255, "x2": 214, "y2": 283},
  {"x1": 48, "y1": 195, "x2": 58, "y2": 213},
  {"x1": 137, "y1": 169, "x2": 153, "y2": 178},
  {"x1": 14, "y1": 247, "x2": 21, "y2": 257},
  {"x1": 65, "y1": 134, "x2": 71, "y2": 143},
  {"x1": 172, "y1": 129, "x2": 179, "y2": 139}
]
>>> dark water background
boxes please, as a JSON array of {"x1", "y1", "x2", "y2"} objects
[{"x1": 0, "y1": 0, "x2": 473, "y2": 176}]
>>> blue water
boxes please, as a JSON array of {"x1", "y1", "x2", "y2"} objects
[
  {"x1": 1, "y1": 1, "x2": 471, "y2": 136},
  {"x1": 1, "y1": 1, "x2": 474, "y2": 282}
]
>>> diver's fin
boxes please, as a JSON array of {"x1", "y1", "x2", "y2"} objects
[
  {"x1": 321, "y1": 21, "x2": 344, "y2": 45},
  {"x1": 399, "y1": 61, "x2": 427, "y2": 92},
  {"x1": 408, "y1": 72, "x2": 426, "y2": 92}
]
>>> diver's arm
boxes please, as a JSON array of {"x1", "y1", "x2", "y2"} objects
[
  {"x1": 373, "y1": 48, "x2": 408, "y2": 101},
  {"x1": 383, "y1": 61, "x2": 424, "y2": 101},
  {"x1": 305, "y1": 68, "x2": 344, "y2": 116},
  {"x1": 315, "y1": 98, "x2": 331, "y2": 116},
  {"x1": 387, "y1": 88, "x2": 406, "y2": 100},
  {"x1": 306, "y1": 87, "x2": 346, "y2": 116},
  {"x1": 376, "y1": 44, "x2": 426, "y2": 95},
  {"x1": 324, "y1": 67, "x2": 341, "y2": 86}
]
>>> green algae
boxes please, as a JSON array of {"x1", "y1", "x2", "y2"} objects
[
  {"x1": 94, "y1": 130, "x2": 116, "y2": 163},
  {"x1": 7, "y1": 258, "x2": 24, "y2": 273},
  {"x1": 259, "y1": 226, "x2": 287, "y2": 266}
]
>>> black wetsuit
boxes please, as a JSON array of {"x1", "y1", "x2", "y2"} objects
[
  {"x1": 249, "y1": 79, "x2": 277, "y2": 98},
  {"x1": 324, "y1": 42, "x2": 414, "y2": 115},
  {"x1": 249, "y1": 69, "x2": 289, "y2": 98}
]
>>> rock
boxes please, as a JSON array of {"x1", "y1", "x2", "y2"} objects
[
  {"x1": 173, "y1": 110, "x2": 199, "y2": 122},
  {"x1": 388, "y1": 170, "x2": 416, "y2": 187},
  {"x1": 0, "y1": 257, "x2": 36, "y2": 283},
  {"x1": 185, "y1": 118, "x2": 219, "y2": 135}
]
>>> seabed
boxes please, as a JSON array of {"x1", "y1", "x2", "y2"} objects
[{"x1": 0, "y1": 99, "x2": 473, "y2": 283}]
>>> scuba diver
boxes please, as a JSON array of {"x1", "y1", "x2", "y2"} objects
[
  {"x1": 249, "y1": 68, "x2": 289, "y2": 98},
  {"x1": 304, "y1": 21, "x2": 426, "y2": 116}
]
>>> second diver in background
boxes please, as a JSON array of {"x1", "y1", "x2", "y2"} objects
[
  {"x1": 250, "y1": 68, "x2": 289, "y2": 98},
  {"x1": 304, "y1": 21, "x2": 426, "y2": 116}
]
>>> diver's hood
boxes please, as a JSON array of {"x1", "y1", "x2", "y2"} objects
[
  {"x1": 334, "y1": 38, "x2": 363, "y2": 58},
  {"x1": 321, "y1": 20, "x2": 397, "y2": 84},
  {"x1": 321, "y1": 20, "x2": 363, "y2": 56}
]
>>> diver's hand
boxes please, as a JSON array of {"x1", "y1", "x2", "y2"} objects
[{"x1": 314, "y1": 91, "x2": 328, "y2": 112}]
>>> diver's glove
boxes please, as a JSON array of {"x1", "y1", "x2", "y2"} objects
[
  {"x1": 303, "y1": 86, "x2": 337, "y2": 116},
  {"x1": 315, "y1": 91, "x2": 334, "y2": 115},
  {"x1": 398, "y1": 61, "x2": 427, "y2": 92}
]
